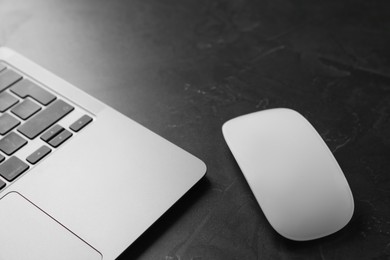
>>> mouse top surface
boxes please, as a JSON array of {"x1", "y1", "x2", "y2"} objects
[{"x1": 222, "y1": 108, "x2": 354, "y2": 241}]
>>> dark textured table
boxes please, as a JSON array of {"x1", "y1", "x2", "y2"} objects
[{"x1": 1, "y1": 0, "x2": 390, "y2": 259}]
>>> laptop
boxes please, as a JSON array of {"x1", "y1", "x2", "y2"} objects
[{"x1": 0, "y1": 47, "x2": 206, "y2": 260}]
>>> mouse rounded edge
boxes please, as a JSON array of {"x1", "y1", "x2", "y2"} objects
[{"x1": 222, "y1": 108, "x2": 354, "y2": 241}]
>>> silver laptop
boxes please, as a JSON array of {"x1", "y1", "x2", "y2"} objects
[{"x1": 0, "y1": 47, "x2": 206, "y2": 260}]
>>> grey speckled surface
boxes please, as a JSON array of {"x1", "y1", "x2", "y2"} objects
[{"x1": 1, "y1": 0, "x2": 390, "y2": 259}]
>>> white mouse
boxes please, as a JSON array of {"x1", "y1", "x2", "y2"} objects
[{"x1": 222, "y1": 108, "x2": 354, "y2": 241}]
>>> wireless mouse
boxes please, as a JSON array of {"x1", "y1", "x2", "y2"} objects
[{"x1": 222, "y1": 108, "x2": 354, "y2": 241}]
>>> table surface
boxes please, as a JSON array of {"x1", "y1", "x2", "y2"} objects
[{"x1": 1, "y1": 0, "x2": 390, "y2": 259}]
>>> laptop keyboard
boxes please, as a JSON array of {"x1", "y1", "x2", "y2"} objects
[{"x1": 0, "y1": 63, "x2": 93, "y2": 191}]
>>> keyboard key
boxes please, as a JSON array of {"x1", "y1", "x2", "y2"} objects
[
  {"x1": 18, "y1": 99, "x2": 74, "y2": 139},
  {"x1": 26, "y1": 145, "x2": 51, "y2": 164},
  {"x1": 70, "y1": 115, "x2": 93, "y2": 132},
  {"x1": 0, "y1": 63, "x2": 6, "y2": 73},
  {"x1": 49, "y1": 129, "x2": 72, "y2": 148},
  {"x1": 0, "y1": 156, "x2": 29, "y2": 182},
  {"x1": 0, "y1": 92, "x2": 19, "y2": 112},
  {"x1": 0, "y1": 132, "x2": 28, "y2": 155},
  {"x1": 11, "y1": 98, "x2": 41, "y2": 120},
  {"x1": 40, "y1": 124, "x2": 64, "y2": 142},
  {"x1": 0, "y1": 69, "x2": 22, "y2": 92},
  {"x1": 0, "y1": 113, "x2": 20, "y2": 135},
  {"x1": 10, "y1": 79, "x2": 56, "y2": 105},
  {"x1": 0, "y1": 179, "x2": 5, "y2": 190},
  {"x1": 0, "y1": 154, "x2": 4, "y2": 163}
]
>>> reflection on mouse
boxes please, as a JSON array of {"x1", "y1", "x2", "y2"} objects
[{"x1": 222, "y1": 108, "x2": 354, "y2": 241}]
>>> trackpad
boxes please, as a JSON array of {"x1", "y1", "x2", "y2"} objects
[{"x1": 0, "y1": 192, "x2": 101, "y2": 260}]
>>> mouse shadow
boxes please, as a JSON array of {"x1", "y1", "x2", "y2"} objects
[{"x1": 117, "y1": 176, "x2": 211, "y2": 259}]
